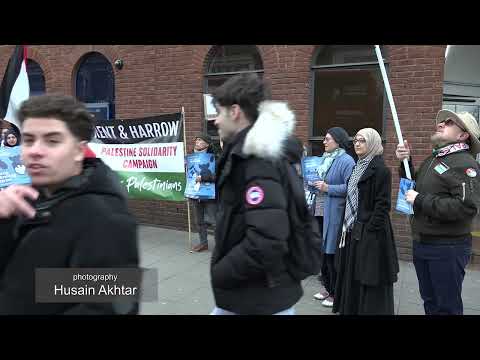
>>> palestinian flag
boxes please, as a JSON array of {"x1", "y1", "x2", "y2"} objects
[{"x1": 0, "y1": 45, "x2": 30, "y2": 130}]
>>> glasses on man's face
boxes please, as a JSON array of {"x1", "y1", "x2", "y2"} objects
[
  {"x1": 353, "y1": 138, "x2": 366, "y2": 145},
  {"x1": 323, "y1": 137, "x2": 334, "y2": 143},
  {"x1": 440, "y1": 119, "x2": 466, "y2": 132}
]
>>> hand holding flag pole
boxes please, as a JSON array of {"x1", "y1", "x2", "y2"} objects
[{"x1": 374, "y1": 45, "x2": 412, "y2": 180}]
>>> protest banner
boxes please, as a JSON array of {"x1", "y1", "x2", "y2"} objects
[{"x1": 88, "y1": 113, "x2": 185, "y2": 201}]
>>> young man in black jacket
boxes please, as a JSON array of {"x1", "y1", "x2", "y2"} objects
[
  {"x1": 396, "y1": 109, "x2": 480, "y2": 315},
  {"x1": 0, "y1": 95, "x2": 139, "y2": 315},
  {"x1": 209, "y1": 73, "x2": 303, "y2": 315}
]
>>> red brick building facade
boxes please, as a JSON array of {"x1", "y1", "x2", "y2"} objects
[{"x1": 2, "y1": 44, "x2": 478, "y2": 263}]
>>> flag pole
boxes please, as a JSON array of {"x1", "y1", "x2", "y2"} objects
[
  {"x1": 374, "y1": 45, "x2": 412, "y2": 180},
  {"x1": 182, "y1": 106, "x2": 192, "y2": 250},
  {"x1": 445, "y1": 45, "x2": 451, "y2": 59}
]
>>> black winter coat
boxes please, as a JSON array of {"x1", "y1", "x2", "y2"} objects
[
  {"x1": 211, "y1": 126, "x2": 303, "y2": 315},
  {"x1": 0, "y1": 158, "x2": 139, "y2": 315},
  {"x1": 399, "y1": 150, "x2": 480, "y2": 242},
  {"x1": 353, "y1": 155, "x2": 399, "y2": 286}
]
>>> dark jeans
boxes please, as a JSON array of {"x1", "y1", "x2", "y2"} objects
[
  {"x1": 413, "y1": 238, "x2": 472, "y2": 315},
  {"x1": 321, "y1": 254, "x2": 336, "y2": 296},
  {"x1": 315, "y1": 217, "x2": 324, "y2": 280},
  {"x1": 193, "y1": 200, "x2": 216, "y2": 246},
  {"x1": 315, "y1": 216, "x2": 336, "y2": 295}
]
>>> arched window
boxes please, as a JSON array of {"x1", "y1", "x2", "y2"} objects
[
  {"x1": 310, "y1": 45, "x2": 387, "y2": 155},
  {"x1": 75, "y1": 52, "x2": 115, "y2": 121},
  {"x1": 203, "y1": 45, "x2": 263, "y2": 137},
  {"x1": 27, "y1": 59, "x2": 45, "y2": 96}
]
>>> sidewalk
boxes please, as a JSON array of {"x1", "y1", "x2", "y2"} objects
[{"x1": 138, "y1": 225, "x2": 480, "y2": 315}]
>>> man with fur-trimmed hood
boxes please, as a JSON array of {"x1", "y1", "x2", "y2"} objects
[{"x1": 209, "y1": 74, "x2": 303, "y2": 315}]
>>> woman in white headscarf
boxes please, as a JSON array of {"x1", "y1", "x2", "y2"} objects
[{"x1": 332, "y1": 128, "x2": 399, "y2": 315}]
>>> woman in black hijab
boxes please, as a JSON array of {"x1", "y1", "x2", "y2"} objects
[{"x1": 3, "y1": 129, "x2": 20, "y2": 147}]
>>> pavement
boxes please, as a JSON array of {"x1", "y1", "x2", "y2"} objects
[{"x1": 138, "y1": 225, "x2": 480, "y2": 315}]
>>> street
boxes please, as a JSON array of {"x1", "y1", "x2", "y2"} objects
[{"x1": 138, "y1": 225, "x2": 480, "y2": 315}]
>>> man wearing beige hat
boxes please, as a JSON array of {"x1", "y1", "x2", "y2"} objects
[{"x1": 396, "y1": 110, "x2": 480, "y2": 315}]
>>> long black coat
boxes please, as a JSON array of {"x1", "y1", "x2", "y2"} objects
[
  {"x1": 353, "y1": 155, "x2": 399, "y2": 286},
  {"x1": 0, "y1": 159, "x2": 139, "y2": 315}
]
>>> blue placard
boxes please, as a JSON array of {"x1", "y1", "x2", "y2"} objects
[
  {"x1": 301, "y1": 156, "x2": 325, "y2": 189},
  {"x1": 0, "y1": 146, "x2": 31, "y2": 188},
  {"x1": 396, "y1": 177, "x2": 415, "y2": 215},
  {"x1": 184, "y1": 153, "x2": 215, "y2": 200}
]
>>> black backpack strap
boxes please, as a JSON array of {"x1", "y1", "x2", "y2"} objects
[
  {"x1": 276, "y1": 158, "x2": 291, "y2": 198},
  {"x1": 282, "y1": 161, "x2": 308, "y2": 216}
]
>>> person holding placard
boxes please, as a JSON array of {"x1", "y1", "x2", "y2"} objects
[
  {"x1": 312, "y1": 127, "x2": 355, "y2": 308},
  {"x1": 396, "y1": 110, "x2": 480, "y2": 315},
  {"x1": 190, "y1": 133, "x2": 218, "y2": 252}
]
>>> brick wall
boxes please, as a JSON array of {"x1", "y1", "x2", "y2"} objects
[
  {"x1": 260, "y1": 45, "x2": 313, "y2": 143},
  {"x1": 3, "y1": 44, "x2": 477, "y2": 263}
]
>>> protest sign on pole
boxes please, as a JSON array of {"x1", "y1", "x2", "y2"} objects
[
  {"x1": 374, "y1": 45, "x2": 414, "y2": 215},
  {"x1": 181, "y1": 106, "x2": 192, "y2": 250},
  {"x1": 374, "y1": 45, "x2": 411, "y2": 180},
  {"x1": 88, "y1": 113, "x2": 185, "y2": 201}
]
